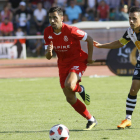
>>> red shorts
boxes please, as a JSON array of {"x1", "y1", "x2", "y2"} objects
[{"x1": 59, "y1": 60, "x2": 87, "y2": 88}]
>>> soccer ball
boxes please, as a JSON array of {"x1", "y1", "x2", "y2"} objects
[{"x1": 49, "y1": 124, "x2": 69, "y2": 140}]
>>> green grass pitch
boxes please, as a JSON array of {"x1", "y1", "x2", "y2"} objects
[{"x1": 0, "y1": 76, "x2": 140, "y2": 140}]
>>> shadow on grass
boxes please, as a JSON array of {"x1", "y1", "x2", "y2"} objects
[
  {"x1": 0, "y1": 128, "x2": 134, "y2": 134},
  {"x1": 0, "y1": 130, "x2": 50, "y2": 134},
  {"x1": 70, "y1": 127, "x2": 134, "y2": 131}
]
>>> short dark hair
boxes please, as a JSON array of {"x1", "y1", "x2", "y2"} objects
[
  {"x1": 129, "y1": 6, "x2": 140, "y2": 13},
  {"x1": 48, "y1": 7, "x2": 63, "y2": 16}
]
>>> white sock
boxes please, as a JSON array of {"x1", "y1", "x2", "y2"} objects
[
  {"x1": 88, "y1": 116, "x2": 95, "y2": 122},
  {"x1": 79, "y1": 86, "x2": 83, "y2": 94},
  {"x1": 126, "y1": 115, "x2": 131, "y2": 120}
]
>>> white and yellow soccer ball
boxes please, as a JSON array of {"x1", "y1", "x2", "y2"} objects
[{"x1": 49, "y1": 124, "x2": 69, "y2": 140}]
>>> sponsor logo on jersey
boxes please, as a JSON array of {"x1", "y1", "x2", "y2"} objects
[
  {"x1": 77, "y1": 30, "x2": 85, "y2": 35},
  {"x1": 53, "y1": 45, "x2": 70, "y2": 50},
  {"x1": 48, "y1": 36, "x2": 53, "y2": 39},
  {"x1": 64, "y1": 36, "x2": 68, "y2": 42}
]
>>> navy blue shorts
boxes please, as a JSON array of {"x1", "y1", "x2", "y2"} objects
[{"x1": 132, "y1": 60, "x2": 140, "y2": 80}]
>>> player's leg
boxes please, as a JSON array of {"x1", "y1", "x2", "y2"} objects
[
  {"x1": 67, "y1": 64, "x2": 90, "y2": 105},
  {"x1": 117, "y1": 61, "x2": 140, "y2": 129},
  {"x1": 63, "y1": 72, "x2": 97, "y2": 130},
  {"x1": 64, "y1": 70, "x2": 90, "y2": 105},
  {"x1": 117, "y1": 80, "x2": 140, "y2": 129}
]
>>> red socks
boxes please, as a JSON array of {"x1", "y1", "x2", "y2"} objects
[
  {"x1": 72, "y1": 99, "x2": 92, "y2": 120},
  {"x1": 73, "y1": 83, "x2": 82, "y2": 92},
  {"x1": 70, "y1": 84, "x2": 92, "y2": 120}
]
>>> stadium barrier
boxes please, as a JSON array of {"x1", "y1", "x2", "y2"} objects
[{"x1": 0, "y1": 35, "x2": 43, "y2": 59}]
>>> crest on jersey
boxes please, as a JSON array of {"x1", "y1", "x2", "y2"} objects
[{"x1": 64, "y1": 36, "x2": 68, "y2": 42}]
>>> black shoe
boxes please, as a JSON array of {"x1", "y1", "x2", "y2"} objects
[
  {"x1": 84, "y1": 116, "x2": 97, "y2": 130},
  {"x1": 79, "y1": 85, "x2": 90, "y2": 105}
]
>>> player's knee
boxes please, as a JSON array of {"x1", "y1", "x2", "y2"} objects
[
  {"x1": 64, "y1": 82, "x2": 75, "y2": 91},
  {"x1": 130, "y1": 88, "x2": 138, "y2": 96}
]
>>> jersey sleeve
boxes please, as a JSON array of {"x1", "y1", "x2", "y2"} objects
[
  {"x1": 44, "y1": 28, "x2": 49, "y2": 49},
  {"x1": 71, "y1": 26, "x2": 87, "y2": 41},
  {"x1": 119, "y1": 30, "x2": 130, "y2": 45}
]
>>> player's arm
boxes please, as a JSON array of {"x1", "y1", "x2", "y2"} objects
[
  {"x1": 94, "y1": 30, "x2": 130, "y2": 49},
  {"x1": 93, "y1": 40, "x2": 124, "y2": 49},
  {"x1": 85, "y1": 35, "x2": 94, "y2": 64},
  {"x1": 45, "y1": 41, "x2": 53, "y2": 60}
]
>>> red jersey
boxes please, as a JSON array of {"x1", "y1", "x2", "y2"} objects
[
  {"x1": 0, "y1": 22, "x2": 13, "y2": 33},
  {"x1": 44, "y1": 23, "x2": 88, "y2": 67},
  {"x1": 97, "y1": 5, "x2": 109, "y2": 19}
]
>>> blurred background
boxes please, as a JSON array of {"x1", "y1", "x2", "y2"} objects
[
  {"x1": 0, "y1": 0, "x2": 136, "y2": 58},
  {"x1": 0, "y1": 0, "x2": 138, "y2": 76}
]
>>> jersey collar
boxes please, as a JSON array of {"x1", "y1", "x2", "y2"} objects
[{"x1": 51, "y1": 23, "x2": 64, "y2": 35}]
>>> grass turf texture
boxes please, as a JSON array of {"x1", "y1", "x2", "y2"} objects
[{"x1": 0, "y1": 76, "x2": 140, "y2": 140}]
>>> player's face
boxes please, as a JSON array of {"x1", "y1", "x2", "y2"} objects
[
  {"x1": 129, "y1": 12, "x2": 140, "y2": 31},
  {"x1": 49, "y1": 12, "x2": 63, "y2": 33}
]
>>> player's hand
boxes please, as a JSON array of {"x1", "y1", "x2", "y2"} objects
[
  {"x1": 93, "y1": 41, "x2": 102, "y2": 48},
  {"x1": 47, "y1": 41, "x2": 53, "y2": 53},
  {"x1": 87, "y1": 59, "x2": 95, "y2": 65}
]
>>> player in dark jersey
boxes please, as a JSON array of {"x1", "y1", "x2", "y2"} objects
[
  {"x1": 44, "y1": 7, "x2": 97, "y2": 130},
  {"x1": 94, "y1": 6, "x2": 140, "y2": 129}
]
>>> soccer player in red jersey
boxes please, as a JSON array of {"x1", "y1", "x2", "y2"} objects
[{"x1": 44, "y1": 7, "x2": 97, "y2": 130}]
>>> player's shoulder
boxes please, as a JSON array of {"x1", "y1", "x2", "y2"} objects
[
  {"x1": 63, "y1": 23, "x2": 78, "y2": 31},
  {"x1": 63, "y1": 23, "x2": 72, "y2": 30},
  {"x1": 122, "y1": 27, "x2": 131, "y2": 36},
  {"x1": 125, "y1": 27, "x2": 134, "y2": 36},
  {"x1": 122, "y1": 27, "x2": 131, "y2": 39}
]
